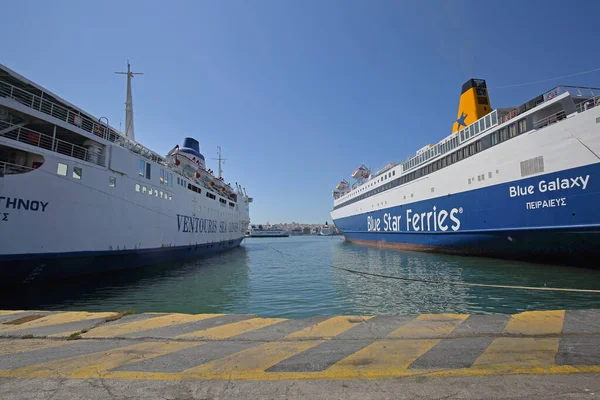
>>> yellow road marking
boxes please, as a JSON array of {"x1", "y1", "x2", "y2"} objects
[
  {"x1": 0, "y1": 339, "x2": 71, "y2": 356},
  {"x1": 182, "y1": 340, "x2": 323, "y2": 379},
  {"x1": 81, "y1": 313, "x2": 223, "y2": 338},
  {"x1": 0, "y1": 341, "x2": 200, "y2": 378},
  {"x1": 387, "y1": 314, "x2": 469, "y2": 339},
  {"x1": 176, "y1": 318, "x2": 286, "y2": 340},
  {"x1": 503, "y1": 310, "x2": 565, "y2": 336},
  {"x1": 284, "y1": 316, "x2": 373, "y2": 340},
  {"x1": 0, "y1": 312, "x2": 116, "y2": 333},
  {"x1": 327, "y1": 339, "x2": 440, "y2": 377},
  {"x1": 0, "y1": 311, "x2": 27, "y2": 316},
  {"x1": 472, "y1": 337, "x2": 560, "y2": 372}
]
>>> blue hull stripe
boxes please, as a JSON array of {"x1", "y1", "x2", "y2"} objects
[{"x1": 333, "y1": 163, "x2": 600, "y2": 262}]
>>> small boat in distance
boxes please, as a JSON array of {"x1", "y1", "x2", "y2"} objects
[{"x1": 248, "y1": 224, "x2": 289, "y2": 238}]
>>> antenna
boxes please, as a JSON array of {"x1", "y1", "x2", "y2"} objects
[
  {"x1": 115, "y1": 61, "x2": 143, "y2": 140},
  {"x1": 212, "y1": 146, "x2": 227, "y2": 179}
]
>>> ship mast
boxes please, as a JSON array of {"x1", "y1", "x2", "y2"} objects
[
  {"x1": 214, "y1": 146, "x2": 227, "y2": 179},
  {"x1": 115, "y1": 61, "x2": 143, "y2": 141}
]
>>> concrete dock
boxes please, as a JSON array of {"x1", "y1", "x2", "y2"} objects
[{"x1": 1, "y1": 309, "x2": 600, "y2": 398}]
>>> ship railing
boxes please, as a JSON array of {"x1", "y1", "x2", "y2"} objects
[
  {"x1": 0, "y1": 80, "x2": 165, "y2": 165},
  {"x1": 0, "y1": 120, "x2": 105, "y2": 166},
  {"x1": 574, "y1": 96, "x2": 600, "y2": 114},
  {"x1": 0, "y1": 160, "x2": 34, "y2": 177},
  {"x1": 532, "y1": 110, "x2": 567, "y2": 130}
]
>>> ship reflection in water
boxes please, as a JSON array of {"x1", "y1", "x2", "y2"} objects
[{"x1": 2, "y1": 237, "x2": 600, "y2": 317}]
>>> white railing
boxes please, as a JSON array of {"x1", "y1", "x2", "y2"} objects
[
  {"x1": 0, "y1": 160, "x2": 34, "y2": 177},
  {"x1": 0, "y1": 80, "x2": 164, "y2": 164},
  {"x1": 533, "y1": 110, "x2": 567, "y2": 130},
  {"x1": 0, "y1": 120, "x2": 105, "y2": 166},
  {"x1": 575, "y1": 97, "x2": 600, "y2": 113}
]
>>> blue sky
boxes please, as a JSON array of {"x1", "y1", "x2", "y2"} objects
[{"x1": 3, "y1": 0, "x2": 600, "y2": 224}]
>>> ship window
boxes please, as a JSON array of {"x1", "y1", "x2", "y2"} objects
[
  {"x1": 451, "y1": 152, "x2": 457, "y2": 163},
  {"x1": 148, "y1": 188, "x2": 153, "y2": 195},
  {"x1": 139, "y1": 160, "x2": 145, "y2": 176},
  {"x1": 135, "y1": 183, "x2": 140, "y2": 192},
  {"x1": 446, "y1": 155, "x2": 451, "y2": 165},
  {"x1": 169, "y1": 194, "x2": 172, "y2": 200},
  {"x1": 509, "y1": 124, "x2": 517, "y2": 138},
  {"x1": 441, "y1": 157, "x2": 446, "y2": 168},
  {"x1": 500, "y1": 128, "x2": 507, "y2": 141},
  {"x1": 518, "y1": 119, "x2": 527, "y2": 134},
  {"x1": 155, "y1": 190, "x2": 158, "y2": 197},
  {"x1": 170, "y1": 173, "x2": 173, "y2": 187},
  {"x1": 109, "y1": 177, "x2": 116, "y2": 187},
  {"x1": 485, "y1": 115, "x2": 491, "y2": 129},
  {"x1": 142, "y1": 186, "x2": 147, "y2": 193},
  {"x1": 177, "y1": 177, "x2": 180, "y2": 185},
  {"x1": 160, "y1": 169, "x2": 164, "y2": 184},
  {"x1": 491, "y1": 111, "x2": 498, "y2": 125},
  {"x1": 469, "y1": 144, "x2": 475, "y2": 155},
  {"x1": 474, "y1": 122, "x2": 480, "y2": 135},
  {"x1": 57, "y1": 163, "x2": 67, "y2": 176},
  {"x1": 393, "y1": 171, "x2": 395, "y2": 176},
  {"x1": 476, "y1": 141, "x2": 481, "y2": 152},
  {"x1": 160, "y1": 191, "x2": 164, "y2": 198},
  {"x1": 491, "y1": 132, "x2": 498, "y2": 145},
  {"x1": 72, "y1": 167, "x2": 82, "y2": 179}
]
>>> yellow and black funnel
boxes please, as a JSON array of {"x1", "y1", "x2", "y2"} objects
[{"x1": 452, "y1": 79, "x2": 491, "y2": 133}]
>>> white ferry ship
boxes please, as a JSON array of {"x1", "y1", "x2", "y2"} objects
[
  {"x1": 331, "y1": 79, "x2": 600, "y2": 265},
  {"x1": 319, "y1": 222, "x2": 333, "y2": 236},
  {"x1": 0, "y1": 63, "x2": 252, "y2": 284},
  {"x1": 247, "y1": 225, "x2": 289, "y2": 237}
]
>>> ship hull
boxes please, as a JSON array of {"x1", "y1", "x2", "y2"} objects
[
  {"x1": 0, "y1": 238, "x2": 244, "y2": 285},
  {"x1": 333, "y1": 162, "x2": 600, "y2": 265}
]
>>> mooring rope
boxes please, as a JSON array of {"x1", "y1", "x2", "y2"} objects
[{"x1": 263, "y1": 243, "x2": 600, "y2": 294}]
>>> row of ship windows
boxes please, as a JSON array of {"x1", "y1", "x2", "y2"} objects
[
  {"x1": 333, "y1": 118, "x2": 528, "y2": 211},
  {"x1": 135, "y1": 184, "x2": 173, "y2": 200},
  {"x1": 57, "y1": 162, "x2": 117, "y2": 187},
  {"x1": 138, "y1": 159, "x2": 236, "y2": 209},
  {"x1": 353, "y1": 170, "x2": 397, "y2": 195}
]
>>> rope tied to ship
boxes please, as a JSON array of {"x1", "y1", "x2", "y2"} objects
[{"x1": 264, "y1": 243, "x2": 600, "y2": 294}]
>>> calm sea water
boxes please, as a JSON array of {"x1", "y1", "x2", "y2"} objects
[{"x1": 2, "y1": 236, "x2": 600, "y2": 317}]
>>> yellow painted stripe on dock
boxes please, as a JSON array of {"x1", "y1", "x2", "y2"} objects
[
  {"x1": 387, "y1": 314, "x2": 469, "y2": 339},
  {"x1": 0, "y1": 341, "x2": 200, "y2": 379},
  {"x1": 0, "y1": 339, "x2": 71, "y2": 356},
  {"x1": 0, "y1": 311, "x2": 27, "y2": 316},
  {"x1": 176, "y1": 318, "x2": 287, "y2": 340},
  {"x1": 471, "y1": 337, "x2": 560, "y2": 372},
  {"x1": 81, "y1": 313, "x2": 223, "y2": 338},
  {"x1": 328, "y1": 339, "x2": 440, "y2": 377},
  {"x1": 0, "y1": 312, "x2": 116, "y2": 333},
  {"x1": 503, "y1": 310, "x2": 565, "y2": 336},
  {"x1": 183, "y1": 340, "x2": 323, "y2": 379},
  {"x1": 284, "y1": 316, "x2": 373, "y2": 340}
]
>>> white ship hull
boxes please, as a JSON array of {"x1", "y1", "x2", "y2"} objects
[{"x1": 0, "y1": 64, "x2": 251, "y2": 284}]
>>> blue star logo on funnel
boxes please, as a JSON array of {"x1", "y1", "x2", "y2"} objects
[{"x1": 456, "y1": 112, "x2": 468, "y2": 130}]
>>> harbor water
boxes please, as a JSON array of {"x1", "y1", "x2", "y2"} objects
[{"x1": 2, "y1": 236, "x2": 599, "y2": 317}]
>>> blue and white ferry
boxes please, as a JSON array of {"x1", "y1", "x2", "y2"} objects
[
  {"x1": 0, "y1": 63, "x2": 252, "y2": 284},
  {"x1": 331, "y1": 79, "x2": 600, "y2": 264}
]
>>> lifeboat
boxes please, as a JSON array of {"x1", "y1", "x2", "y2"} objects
[
  {"x1": 336, "y1": 180, "x2": 350, "y2": 191},
  {"x1": 351, "y1": 165, "x2": 370, "y2": 180},
  {"x1": 171, "y1": 137, "x2": 206, "y2": 174}
]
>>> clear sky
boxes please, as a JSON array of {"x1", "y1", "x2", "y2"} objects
[{"x1": 3, "y1": 0, "x2": 600, "y2": 224}]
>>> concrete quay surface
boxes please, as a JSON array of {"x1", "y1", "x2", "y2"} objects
[{"x1": 0, "y1": 309, "x2": 600, "y2": 399}]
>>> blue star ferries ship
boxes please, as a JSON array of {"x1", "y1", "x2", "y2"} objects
[{"x1": 331, "y1": 79, "x2": 600, "y2": 265}]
